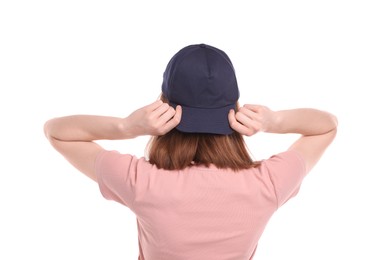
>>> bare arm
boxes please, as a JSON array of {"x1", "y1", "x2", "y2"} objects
[
  {"x1": 44, "y1": 101, "x2": 182, "y2": 181},
  {"x1": 229, "y1": 105, "x2": 338, "y2": 173}
]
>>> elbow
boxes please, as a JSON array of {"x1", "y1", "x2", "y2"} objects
[
  {"x1": 329, "y1": 113, "x2": 338, "y2": 131},
  {"x1": 328, "y1": 115, "x2": 338, "y2": 137},
  {"x1": 332, "y1": 114, "x2": 338, "y2": 130},
  {"x1": 44, "y1": 120, "x2": 61, "y2": 148},
  {"x1": 322, "y1": 113, "x2": 338, "y2": 136},
  {"x1": 43, "y1": 119, "x2": 54, "y2": 140},
  {"x1": 43, "y1": 120, "x2": 49, "y2": 139}
]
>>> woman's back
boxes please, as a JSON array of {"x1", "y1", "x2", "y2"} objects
[{"x1": 96, "y1": 150, "x2": 305, "y2": 259}]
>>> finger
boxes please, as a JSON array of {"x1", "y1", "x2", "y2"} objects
[
  {"x1": 158, "y1": 106, "x2": 177, "y2": 124},
  {"x1": 152, "y1": 103, "x2": 171, "y2": 118},
  {"x1": 238, "y1": 106, "x2": 259, "y2": 120},
  {"x1": 243, "y1": 104, "x2": 262, "y2": 113},
  {"x1": 168, "y1": 105, "x2": 182, "y2": 126},
  {"x1": 228, "y1": 109, "x2": 251, "y2": 135},
  {"x1": 145, "y1": 100, "x2": 164, "y2": 111},
  {"x1": 228, "y1": 109, "x2": 237, "y2": 125},
  {"x1": 174, "y1": 105, "x2": 182, "y2": 123},
  {"x1": 235, "y1": 110, "x2": 255, "y2": 126},
  {"x1": 237, "y1": 110, "x2": 262, "y2": 133},
  {"x1": 161, "y1": 105, "x2": 182, "y2": 133}
]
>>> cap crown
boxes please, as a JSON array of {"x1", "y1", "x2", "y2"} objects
[
  {"x1": 161, "y1": 44, "x2": 239, "y2": 134},
  {"x1": 162, "y1": 44, "x2": 239, "y2": 109}
]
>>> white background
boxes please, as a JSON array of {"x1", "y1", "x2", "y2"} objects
[{"x1": 1, "y1": 0, "x2": 385, "y2": 259}]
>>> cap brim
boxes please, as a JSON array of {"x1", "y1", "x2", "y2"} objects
[{"x1": 170, "y1": 103, "x2": 235, "y2": 135}]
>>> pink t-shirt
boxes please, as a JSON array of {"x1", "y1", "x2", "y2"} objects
[{"x1": 96, "y1": 150, "x2": 306, "y2": 260}]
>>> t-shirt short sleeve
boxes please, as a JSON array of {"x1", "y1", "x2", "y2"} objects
[
  {"x1": 262, "y1": 150, "x2": 307, "y2": 208},
  {"x1": 95, "y1": 150, "x2": 142, "y2": 208}
]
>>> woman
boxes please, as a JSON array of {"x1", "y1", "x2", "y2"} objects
[{"x1": 44, "y1": 44, "x2": 337, "y2": 259}]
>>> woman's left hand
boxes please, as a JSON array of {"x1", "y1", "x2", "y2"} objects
[{"x1": 123, "y1": 100, "x2": 182, "y2": 137}]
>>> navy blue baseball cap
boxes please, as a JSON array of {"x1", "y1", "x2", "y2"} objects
[{"x1": 161, "y1": 44, "x2": 239, "y2": 135}]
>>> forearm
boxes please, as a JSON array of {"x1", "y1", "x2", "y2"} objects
[
  {"x1": 268, "y1": 108, "x2": 338, "y2": 136},
  {"x1": 44, "y1": 115, "x2": 130, "y2": 142}
]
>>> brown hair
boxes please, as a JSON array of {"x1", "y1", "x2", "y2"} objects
[
  {"x1": 146, "y1": 95, "x2": 259, "y2": 171},
  {"x1": 147, "y1": 130, "x2": 259, "y2": 171}
]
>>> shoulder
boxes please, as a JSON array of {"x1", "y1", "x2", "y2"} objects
[
  {"x1": 95, "y1": 150, "x2": 155, "y2": 182},
  {"x1": 259, "y1": 150, "x2": 307, "y2": 207},
  {"x1": 96, "y1": 150, "x2": 151, "y2": 167},
  {"x1": 261, "y1": 150, "x2": 306, "y2": 172}
]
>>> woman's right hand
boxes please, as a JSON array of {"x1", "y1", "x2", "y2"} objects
[
  {"x1": 230, "y1": 104, "x2": 338, "y2": 174},
  {"x1": 228, "y1": 104, "x2": 277, "y2": 136}
]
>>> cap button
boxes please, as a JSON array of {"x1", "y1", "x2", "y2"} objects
[{"x1": 199, "y1": 44, "x2": 206, "y2": 48}]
